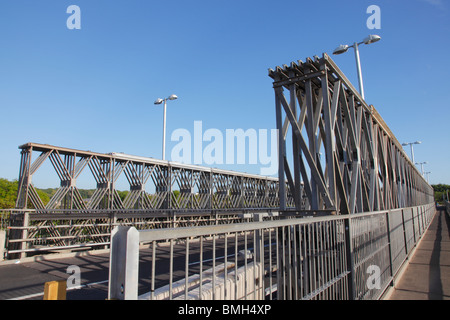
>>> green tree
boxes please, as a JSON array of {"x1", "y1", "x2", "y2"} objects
[
  {"x1": 432, "y1": 184, "x2": 450, "y2": 204},
  {"x1": 0, "y1": 178, "x2": 18, "y2": 209}
]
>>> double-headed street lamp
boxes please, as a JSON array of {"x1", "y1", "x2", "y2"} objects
[
  {"x1": 154, "y1": 94, "x2": 178, "y2": 160},
  {"x1": 402, "y1": 141, "x2": 421, "y2": 163},
  {"x1": 333, "y1": 34, "x2": 381, "y2": 100},
  {"x1": 415, "y1": 161, "x2": 428, "y2": 175}
]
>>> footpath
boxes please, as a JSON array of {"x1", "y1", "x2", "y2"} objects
[{"x1": 387, "y1": 205, "x2": 450, "y2": 300}]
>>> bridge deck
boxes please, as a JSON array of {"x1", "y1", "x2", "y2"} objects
[{"x1": 387, "y1": 206, "x2": 450, "y2": 300}]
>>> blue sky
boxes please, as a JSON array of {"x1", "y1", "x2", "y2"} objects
[{"x1": 0, "y1": 0, "x2": 449, "y2": 189}]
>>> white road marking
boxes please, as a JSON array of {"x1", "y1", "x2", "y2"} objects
[{"x1": 7, "y1": 279, "x2": 109, "y2": 300}]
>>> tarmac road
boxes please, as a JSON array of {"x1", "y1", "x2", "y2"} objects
[{"x1": 0, "y1": 235, "x2": 257, "y2": 300}]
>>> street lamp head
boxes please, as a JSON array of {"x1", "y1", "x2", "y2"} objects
[
  {"x1": 154, "y1": 98, "x2": 164, "y2": 105},
  {"x1": 333, "y1": 44, "x2": 349, "y2": 55},
  {"x1": 414, "y1": 141, "x2": 422, "y2": 145},
  {"x1": 402, "y1": 143, "x2": 408, "y2": 146},
  {"x1": 168, "y1": 94, "x2": 178, "y2": 101},
  {"x1": 363, "y1": 34, "x2": 381, "y2": 45}
]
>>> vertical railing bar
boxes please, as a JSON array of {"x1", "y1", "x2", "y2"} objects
[
  {"x1": 261, "y1": 227, "x2": 265, "y2": 300},
  {"x1": 324, "y1": 221, "x2": 329, "y2": 299},
  {"x1": 224, "y1": 232, "x2": 228, "y2": 300},
  {"x1": 287, "y1": 224, "x2": 292, "y2": 300},
  {"x1": 327, "y1": 221, "x2": 333, "y2": 300},
  {"x1": 151, "y1": 240, "x2": 156, "y2": 300},
  {"x1": 385, "y1": 211, "x2": 394, "y2": 287},
  {"x1": 169, "y1": 238, "x2": 174, "y2": 300},
  {"x1": 292, "y1": 224, "x2": 298, "y2": 300},
  {"x1": 255, "y1": 228, "x2": 264, "y2": 299},
  {"x1": 329, "y1": 220, "x2": 336, "y2": 300},
  {"x1": 269, "y1": 228, "x2": 273, "y2": 300},
  {"x1": 308, "y1": 224, "x2": 313, "y2": 294},
  {"x1": 253, "y1": 230, "x2": 257, "y2": 299},
  {"x1": 185, "y1": 237, "x2": 189, "y2": 300},
  {"x1": 244, "y1": 230, "x2": 248, "y2": 300},
  {"x1": 312, "y1": 222, "x2": 317, "y2": 298},
  {"x1": 199, "y1": 236, "x2": 203, "y2": 300},
  {"x1": 330, "y1": 221, "x2": 336, "y2": 299},
  {"x1": 281, "y1": 226, "x2": 286, "y2": 299},
  {"x1": 325, "y1": 221, "x2": 331, "y2": 299},
  {"x1": 234, "y1": 233, "x2": 238, "y2": 300},
  {"x1": 346, "y1": 216, "x2": 355, "y2": 300},
  {"x1": 212, "y1": 233, "x2": 216, "y2": 300},
  {"x1": 337, "y1": 219, "x2": 345, "y2": 299},
  {"x1": 321, "y1": 222, "x2": 327, "y2": 299},
  {"x1": 298, "y1": 224, "x2": 303, "y2": 299},
  {"x1": 318, "y1": 222, "x2": 324, "y2": 299},
  {"x1": 401, "y1": 209, "x2": 407, "y2": 255},
  {"x1": 303, "y1": 224, "x2": 309, "y2": 298},
  {"x1": 275, "y1": 227, "x2": 280, "y2": 301}
]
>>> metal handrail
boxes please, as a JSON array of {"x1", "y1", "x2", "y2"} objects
[{"x1": 108, "y1": 202, "x2": 436, "y2": 300}]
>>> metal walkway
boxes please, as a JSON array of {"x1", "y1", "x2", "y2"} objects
[{"x1": 387, "y1": 205, "x2": 450, "y2": 300}]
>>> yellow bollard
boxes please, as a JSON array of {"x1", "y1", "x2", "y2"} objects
[{"x1": 43, "y1": 280, "x2": 67, "y2": 300}]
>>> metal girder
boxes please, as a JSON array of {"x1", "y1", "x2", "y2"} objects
[
  {"x1": 15, "y1": 142, "x2": 294, "y2": 212},
  {"x1": 269, "y1": 53, "x2": 434, "y2": 214}
]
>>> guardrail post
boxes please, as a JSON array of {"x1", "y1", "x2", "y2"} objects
[
  {"x1": 108, "y1": 226, "x2": 139, "y2": 300},
  {"x1": 21, "y1": 211, "x2": 30, "y2": 259},
  {"x1": 254, "y1": 213, "x2": 264, "y2": 299},
  {"x1": 385, "y1": 211, "x2": 394, "y2": 285},
  {"x1": 344, "y1": 217, "x2": 355, "y2": 300},
  {"x1": 44, "y1": 280, "x2": 67, "y2": 300},
  {"x1": 0, "y1": 230, "x2": 6, "y2": 261}
]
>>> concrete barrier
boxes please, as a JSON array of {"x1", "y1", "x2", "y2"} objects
[{"x1": 139, "y1": 262, "x2": 263, "y2": 300}]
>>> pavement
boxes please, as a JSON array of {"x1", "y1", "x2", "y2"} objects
[{"x1": 387, "y1": 206, "x2": 450, "y2": 300}]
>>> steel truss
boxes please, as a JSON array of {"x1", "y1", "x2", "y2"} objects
[
  {"x1": 16, "y1": 143, "x2": 293, "y2": 211},
  {"x1": 9, "y1": 143, "x2": 297, "y2": 258},
  {"x1": 269, "y1": 53, "x2": 434, "y2": 214}
]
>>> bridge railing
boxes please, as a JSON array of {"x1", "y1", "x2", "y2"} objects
[
  {"x1": 108, "y1": 202, "x2": 435, "y2": 300},
  {"x1": 2, "y1": 208, "x2": 282, "y2": 259},
  {"x1": 7, "y1": 142, "x2": 303, "y2": 259}
]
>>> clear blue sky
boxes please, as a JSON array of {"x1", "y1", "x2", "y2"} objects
[{"x1": 0, "y1": 0, "x2": 449, "y2": 189}]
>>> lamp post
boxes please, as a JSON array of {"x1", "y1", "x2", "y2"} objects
[
  {"x1": 154, "y1": 94, "x2": 178, "y2": 160},
  {"x1": 402, "y1": 141, "x2": 421, "y2": 163},
  {"x1": 333, "y1": 34, "x2": 381, "y2": 100},
  {"x1": 415, "y1": 161, "x2": 427, "y2": 175},
  {"x1": 424, "y1": 171, "x2": 432, "y2": 184}
]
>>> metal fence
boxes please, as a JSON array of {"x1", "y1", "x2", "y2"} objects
[{"x1": 108, "y1": 202, "x2": 435, "y2": 300}]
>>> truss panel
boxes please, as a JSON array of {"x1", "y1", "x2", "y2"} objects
[
  {"x1": 15, "y1": 143, "x2": 294, "y2": 211},
  {"x1": 269, "y1": 53, "x2": 434, "y2": 214}
]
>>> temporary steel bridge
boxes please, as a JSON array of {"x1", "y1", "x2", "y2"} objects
[{"x1": 0, "y1": 53, "x2": 436, "y2": 301}]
